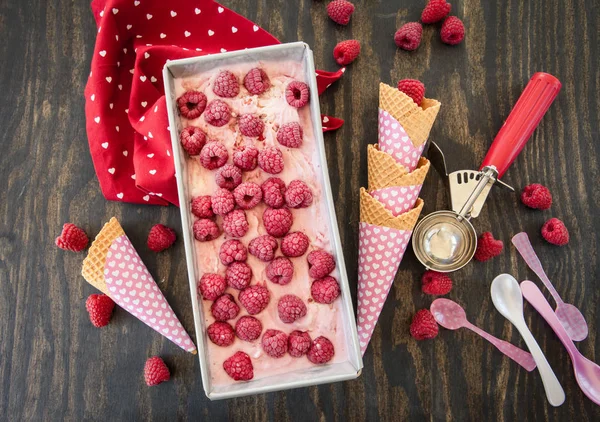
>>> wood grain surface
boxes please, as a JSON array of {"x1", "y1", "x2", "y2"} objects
[{"x1": 1, "y1": 0, "x2": 599, "y2": 420}]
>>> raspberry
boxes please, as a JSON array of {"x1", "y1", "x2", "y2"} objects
[
  {"x1": 85, "y1": 294, "x2": 115, "y2": 327},
  {"x1": 333, "y1": 40, "x2": 361, "y2": 66},
  {"x1": 222, "y1": 209, "x2": 249, "y2": 238},
  {"x1": 285, "y1": 180, "x2": 313, "y2": 208},
  {"x1": 326, "y1": 0, "x2": 354, "y2": 25},
  {"x1": 421, "y1": 270, "x2": 453, "y2": 295},
  {"x1": 394, "y1": 22, "x2": 423, "y2": 51},
  {"x1": 177, "y1": 90, "x2": 207, "y2": 119},
  {"x1": 307, "y1": 336, "x2": 334, "y2": 364},
  {"x1": 238, "y1": 114, "x2": 265, "y2": 138},
  {"x1": 204, "y1": 99, "x2": 232, "y2": 127},
  {"x1": 233, "y1": 182, "x2": 263, "y2": 210},
  {"x1": 263, "y1": 207, "x2": 293, "y2": 238},
  {"x1": 199, "y1": 141, "x2": 228, "y2": 170},
  {"x1": 211, "y1": 294, "x2": 240, "y2": 321},
  {"x1": 198, "y1": 273, "x2": 226, "y2": 301},
  {"x1": 193, "y1": 218, "x2": 221, "y2": 242},
  {"x1": 235, "y1": 316, "x2": 262, "y2": 341},
  {"x1": 238, "y1": 285, "x2": 270, "y2": 315},
  {"x1": 191, "y1": 195, "x2": 214, "y2": 219},
  {"x1": 258, "y1": 146, "x2": 284, "y2": 174},
  {"x1": 266, "y1": 257, "x2": 294, "y2": 285},
  {"x1": 211, "y1": 188, "x2": 235, "y2": 216},
  {"x1": 311, "y1": 276, "x2": 341, "y2": 304},
  {"x1": 276, "y1": 122, "x2": 303, "y2": 148},
  {"x1": 307, "y1": 250, "x2": 336, "y2": 278},
  {"x1": 215, "y1": 164, "x2": 243, "y2": 190},
  {"x1": 421, "y1": 0, "x2": 452, "y2": 24},
  {"x1": 285, "y1": 81, "x2": 310, "y2": 108},
  {"x1": 212, "y1": 70, "x2": 239, "y2": 98},
  {"x1": 277, "y1": 294, "x2": 307, "y2": 323},
  {"x1": 243, "y1": 68, "x2": 270, "y2": 95},
  {"x1": 521, "y1": 183, "x2": 552, "y2": 210},
  {"x1": 397, "y1": 79, "x2": 425, "y2": 106},
  {"x1": 226, "y1": 262, "x2": 253, "y2": 290},
  {"x1": 179, "y1": 126, "x2": 206, "y2": 156},
  {"x1": 440, "y1": 16, "x2": 465, "y2": 45},
  {"x1": 55, "y1": 223, "x2": 89, "y2": 252},
  {"x1": 207, "y1": 321, "x2": 235, "y2": 347},
  {"x1": 233, "y1": 145, "x2": 259, "y2": 171},
  {"x1": 541, "y1": 218, "x2": 569, "y2": 246},
  {"x1": 288, "y1": 331, "x2": 312, "y2": 357},
  {"x1": 219, "y1": 239, "x2": 247, "y2": 266},
  {"x1": 248, "y1": 235, "x2": 278, "y2": 262},
  {"x1": 223, "y1": 351, "x2": 254, "y2": 381},
  {"x1": 474, "y1": 232, "x2": 504, "y2": 262},
  {"x1": 147, "y1": 224, "x2": 176, "y2": 252},
  {"x1": 280, "y1": 231, "x2": 310, "y2": 257},
  {"x1": 261, "y1": 329, "x2": 288, "y2": 358},
  {"x1": 261, "y1": 178, "x2": 287, "y2": 208},
  {"x1": 144, "y1": 356, "x2": 170, "y2": 386},
  {"x1": 410, "y1": 309, "x2": 439, "y2": 340}
]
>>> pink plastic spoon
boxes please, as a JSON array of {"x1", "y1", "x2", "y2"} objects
[
  {"x1": 430, "y1": 298, "x2": 537, "y2": 371},
  {"x1": 512, "y1": 232, "x2": 588, "y2": 341}
]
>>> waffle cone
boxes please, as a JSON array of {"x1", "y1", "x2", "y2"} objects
[
  {"x1": 360, "y1": 188, "x2": 424, "y2": 231},
  {"x1": 367, "y1": 144, "x2": 408, "y2": 190}
]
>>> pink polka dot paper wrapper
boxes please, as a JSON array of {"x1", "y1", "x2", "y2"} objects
[
  {"x1": 370, "y1": 185, "x2": 423, "y2": 217},
  {"x1": 378, "y1": 109, "x2": 425, "y2": 172}
]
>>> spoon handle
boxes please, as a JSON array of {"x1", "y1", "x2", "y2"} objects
[{"x1": 465, "y1": 323, "x2": 537, "y2": 371}]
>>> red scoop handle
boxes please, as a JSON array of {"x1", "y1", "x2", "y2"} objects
[{"x1": 480, "y1": 72, "x2": 561, "y2": 178}]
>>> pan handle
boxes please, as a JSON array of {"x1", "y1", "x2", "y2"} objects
[{"x1": 480, "y1": 72, "x2": 561, "y2": 178}]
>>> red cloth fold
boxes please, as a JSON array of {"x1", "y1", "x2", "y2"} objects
[{"x1": 85, "y1": 0, "x2": 344, "y2": 206}]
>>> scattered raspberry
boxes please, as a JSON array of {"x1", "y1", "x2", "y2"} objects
[
  {"x1": 394, "y1": 22, "x2": 423, "y2": 51},
  {"x1": 307, "y1": 250, "x2": 336, "y2": 279},
  {"x1": 307, "y1": 336, "x2": 334, "y2": 364},
  {"x1": 263, "y1": 207, "x2": 293, "y2": 238},
  {"x1": 177, "y1": 90, "x2": 207, "y2": 119},
  {"x1": 410, "y1": 309, "x2": 439, "y2": 340},
  {"x1": 238, "y1": 114, "x2": 265, "y2": 138},
  {"x1": 261, "y1": 329, "x2": 288, "y2": 358},
  {"x1": 179, "y1": 126, "x2": 206, "y2": 156},
  {"x1": 440, "y1": 16, "x2": 465, "y2": 45},
  {"x1": 193, "y1": 218, "x2": 221, "y2": 242},
  {"x1": 144, "y1": 356, "x2": 170, "y2": 386},
  {"x1": 211, "y1": 294, "x2": 240, "y2": 321},
  {"x1": 280, "y1": 232, "x2": 310, "y2": 257},
  {"x1": 222, "y1": 209, "x2": 249, "y2": 238},
  {"x1": 55, "y1": 223, "x2": 89, "y2": 252},
  {"x1": 285, "y1": 180, "x2": 313, "y2": 208},
  {"x1": 85, "y1": 294, "x2": 115, "y2": 327},
  {"x1": 285, "y1": 81, "x2": 310, "y2": 108},
  {"x1": 215, "y1": 164, "x2": 243, "y2": 190},
  {"x1": 397, "y1": 79, "x2": 426, "y2": 106},
  {"x1": 421, "y1": 0, "x2": 452, "y2": 24},
  {"x1": 277, "y1": 294, "x2": 307, "y2": 323},
  {"x1": 311, "y1": 276, "x2": 341, "y2": 304},
  {"x1": 223, "y1": 351, "x2": 253, "y2": 381},
  {"x1": 233, "y1": 145, "x2": 259, "y2": 171},
  {"x1": 243, "y1": 68, "x2": 271, "y2": 95},
  {"x1": 258, "y1": 146, "x2": 284, "y2": 174},
  {"x1": 219, "y1": 239, "x2": 247, "y2": 266},
  {"x1": 233, "y1": 182, "x2": 263, "y2": 210},
  {"x1": 207, "y1": 321, "x2": 235, "y2": 347},
  {"x1": 276, "y1": 122, "x2": 303, "y2": 148},
  {"x1": 521, "y1": 184, "x2": 552, "y2": 210},
  {"x1": 288, "y1": 331, "x2": 312, "y2": 357},
  {"x1": 248, "y1": 235, "x2": 278, "y2": 262},
  {"x1": 261, "y1": 178, "x2": 287, "y2": 208},
  {"x1": 226, "y1": 262, "x2": 253, "y2": 290},
  {"x1": 211, "y1": 188, "x2": 235, "y2": 216},
  {"x1": 199, "y1": 141, "x2": 228, "y2": 170},
  {"x1": 204, "y1": 99, "x2": 232, "y2": 127},
  {"x1": 147, "y1": 224, "x2": 176, "y2": 252},
  {"x1": 235, "y1": 316, "x2": 263, "y2": 341},
  {"x1": 473, "y1": 232, "x2": 504, "y2": 262},
  {"x1": 238, "y1": 285, "x2": 271, "y2": 315},
  {"x1": 326, "y1": 0, "x2": 355, "y2": 25},
  {"x1": 198, "y1": 273, "x2": 226, "y2": 301},
  {"x1": 191, "y1": 195, "x2": 214, "y2": 219},
  {"x1": 266, "y1": 257, "x2": 294, "y2": 285},
  {"x1": 421, "y1": 270, "x2": 453, "y2": 295},
  {"x1": 212, "y1": 70, "x2": 240, "y2": 98},
  {"x1": 333, "y1": 40, "x2": 361, "y2": 66},
  {"x1": 541, "y1": 218, "x2": 569, "y2": 246}
]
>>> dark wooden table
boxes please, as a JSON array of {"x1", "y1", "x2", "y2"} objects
[{"x1": 1, "y1": 0, "x2": 599, "y2": 420}]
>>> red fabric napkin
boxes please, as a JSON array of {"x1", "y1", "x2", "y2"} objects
[{"x1": 85, "y1": 0, "x2": 345, "y2": 206}]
